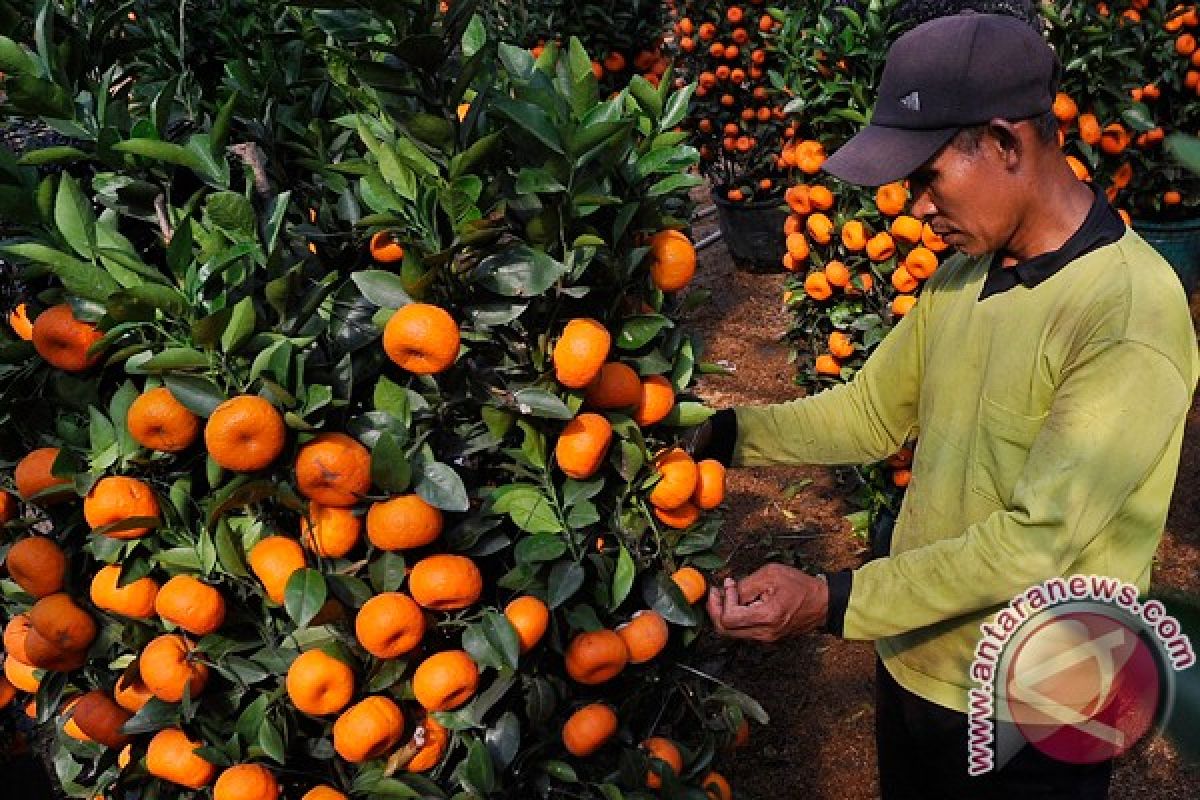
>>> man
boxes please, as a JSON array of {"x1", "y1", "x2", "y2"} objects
[{"x1": 700, "y1": 12, "x2": 1199, "y2": 799}]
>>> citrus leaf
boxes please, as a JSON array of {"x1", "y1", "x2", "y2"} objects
[
  {"x1": 611, "y1": 545, "x2": 635, "y2": 610},
  {"x1": 473, "y1": 245, "x2": 569, "y2": 297},
  {"x1": 514, "y1": 535, "x2": 567, "y2": 563},
  {"x1": 285, "y1": 569, "x2": 328, "y2": 628},
  {"x1": 511, "y1": 388, "x2": 573, "y2": 419},
  {"x1": 353, "y1": 269, "x2": 413, "y2": 309},
  {"x1": 371, "y1": 431, "x2": 412, "y2": 493},
  {"x1": 547, "y1": 561, "x2": 584, "y2": 609},
  {"x1": 55, "y1": 173, "x2": 96, "y2": 259},
  {"x1": 164, "y1": 375, "x2": 226, "y2": 417},
  {"x1": 415, "y1": 460, "x2": 469, "y2": 512}
]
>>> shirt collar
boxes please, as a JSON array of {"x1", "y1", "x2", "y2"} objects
[{"x1": 978, "y1": 184, "x2": 1126, "y2": 301}]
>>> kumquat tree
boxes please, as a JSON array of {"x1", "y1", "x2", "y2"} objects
[{"x1": 0, "y1": 2, "x2": 759, "y2": 799}]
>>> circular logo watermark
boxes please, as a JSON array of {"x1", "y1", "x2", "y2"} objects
[{"x1": 1002, "y1": 607, "x2": 1162, "y2": 764}]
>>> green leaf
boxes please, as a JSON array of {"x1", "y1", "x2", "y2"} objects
[
  {"x1": 491, "y1": 98, "x2": 564, "y2": 153},
  {"x1": 0, "y1": 35, "x2": 35, "y2": 75},
  {"x1": 473, "y1": 245, "x2": 569, "y2": 297},
  {"x1": 463, "y1": 611, "x2": 520, "y2": 671},
  {"x1": 458, "y1": 734, "x2": 497, "y2": 794},
  {"x1": 373, "y1": 376, "x2": 410, "y2": 421},
  {"x1": 630, "y1": 75, "x2": 663, "y2": 119},
  {"x1": 547, "y1": 561, "x2": 584, "y2": 609},
  {"x1": 120, "y1": 698, "x2": 178, "y2": 735},
  {"x1": 114, "y1": 139, "x2": 211, "y2": 175},
  {"x1": 205, "y1": 192, "x2": 256, "y2": 236},
  {"x1": 541, "y1": 760, "x2": 579, "y2": 782},
  {"x1": 371, "y1": 431, "x2": 412, "y2": 493},
  {"x1": 486, "y1": 711, "x2": 521, "y2": 770},
  {"x1": 611, "y1": 546, "x2": 635, "y2": 609},
  {"x1": 661, "y1": 83, "x2": 697, "y2": 129},
  {"x1": 258, "y1": 718, "x2": 286, "y2": 765},
  {"x1": 285, "y1": 569, "x2": 328, "y2": 627},
  {"x1": 163, "y1": 375, "x2": 225, "y2": 417},
  {"x1": 1167, "y1": 133, "x2": 1200, "y2": 175},
  {"x1": 494, "y1": 486, "x2": 562, "y2": 534},
  {"x1": 497, "y1": 43, "x2": 536, "y2": 82},
  {"x1": 661, "y1": 402, "x2": 714, "y2": 427},
  {"x1": 462, "y1": 14, "x2": 487, "y2": 57},
  {"x1": 514, "y1": 535, "x2": 567, "y2": 563},
  {"x1": 0, "y1": 243, "x2": 118, "y2": 302},
  {"x1": 54, "y1": 173, "x2": 96, "y2": 261},
  {"x1": 353, "y1": 270, "x2": 413, "y2": 309},
  {"x1": 647, "y1": 173, "x2": 704, "y2": 198},
  {"x1": 515, "y1": 167, "x2": 566, "y2": 194},
  {"x1": 17, "y1": 146, "x2": 87, "y2": 167},
  {"x1": 617, "y1": 314, "x2": 671, "y2": 350},
  {"x1": 511, "y1": 388, "x2": 573, "y2": 420},
  {"x1": 1120, "y1": 105, "x2": 1156, "y2": 133},
  {"x1": 369, "y1": 552, "x2": 407, "y2": 593},
  {"x1": 416, "y1": 460, "x2": 469, "y2": 512},
  {"x1": 220, "y1": 296, "x2": 256, "y2": 354},
  {"x1": 136, "y1": 348, "x2": 210, "y2": 372}
]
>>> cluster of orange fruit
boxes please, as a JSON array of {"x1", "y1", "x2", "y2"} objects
[
  {"x1": 682, "y1": 2, "x2": 787, "y2": 188},
  {"x1": 780, "y1": 180, "x2": 949, "y2": 375},
  {"x1": 530, "y1": 39, "x2": 673, "y2": 87}
]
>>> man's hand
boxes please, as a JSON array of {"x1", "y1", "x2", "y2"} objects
[{"x1": 706, "y1": 563, "x2": 829, "y2": 642}]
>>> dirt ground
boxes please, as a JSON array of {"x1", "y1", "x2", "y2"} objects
[{"x1": 683, "y1": 202, "x2": 1200, "y2": 799}]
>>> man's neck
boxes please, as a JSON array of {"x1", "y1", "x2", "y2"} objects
[{"x1": 997, "y1": 178, "x2": 1096, "y2": 268}]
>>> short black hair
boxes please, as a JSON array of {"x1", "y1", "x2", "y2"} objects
[{"x1": 952, "y1": 111, "x2": 1060, "y2": 152}]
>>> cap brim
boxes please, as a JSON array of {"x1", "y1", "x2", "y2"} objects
[{"x1": 822, "y1": 125, "x2": 959, "y2": 186}]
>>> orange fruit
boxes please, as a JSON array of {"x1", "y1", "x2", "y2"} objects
[
  {"x1": 921, "y1": 224, "x2": 948, "y2": 253},
  {"x1": 0, "y1": 488, "x2": 16, "y2": 524},
  {"x1": 205, "y1": 395, "x2": 286, "y2": 472},
  {"x1": 904, "y1": 247, "x2": 939, "y2": 280},
  {"x1": 691, "y1": 459, "x2": 726, "y2": 510},
  {"x1": 412, "y1": 650, "x2": 480, "y2": 711},
  {"x1": 61, "y1": 695, "x2": 90, "y2": 741},
  {"x1": 703, "y1": 770, "x2": 733, "y2": 800},
  {"x1": 139, "y1": 634, "x2": 209, "y2": 702},
  {"x1": 616, "y1": 610, "x2": 669, "y2": 663},
  {"x1": 828, "y1": 332, "x2": 855, "y2": 360},
  {"x1": 785, "y1": 232, "x2": 810, "y2": 261},
  {"x1": 31, "y1": 303, "x2": 104, "y2": 372},
  {"x1": 355, "y1": 592, "x2": 426, "y2": 658},
  {"x1": 333, "y1": 696, "x2": 405, "y2": 762},
  {"x1": 127, "y1": 387, "x2": 201, "y2": 452},
  {"x1": 90, "y1": 565, "x2": 159, "y2": 619},
  {"x1": 365, "y1": 494, "x2": 442, "y2": 551},
  {"x1": 406, "y1": 713, "x2": 450, "y2": 772},
  {"x1": 891, "y1": 265, "x2": 919, "y2": 293},
  {"x1": 213, "y1": 764, "x2": 279, "y2": 800},
  {"x1": 147, "y1": 727, "x2": 217, "y2": 789},
  {"x1": 83, "y1": 475, "x2": 160, "y2": 539},
  {"x1": 563, "y1": 703, "x2": 619, "y2": 757},
  {"x1": 409, "y1": 554, "x2": 483, "y2": 610},
  {"x1": 649, "y1": 448, "x2": 699, "y2": 510},
  {"x1": 1178, "y1": 32, "x2": 1197, "y2": 55},
  {"x1": 642, "y1": 737, "x2": 683, "y2": 788},
  {"x1": 1078, "y1": 113, "x2": 1101, "y2": 145},
  {"x1": 1052, "y1": 92, "x2": 1078, "y2": 123},
  {"x1": 286, "y1": 649, "x2": 355, "y2": 716},
  {"x1": 653, "y1": 501, "x2": 701, "y2": 529},
  {"x1": 893, "y1": 468, "x2": 912, "y2": 487},
  {"x1": 504, "y1": 595, "x2": 550, "y2": 654},
  {"x1": 369, "y1": 230, "x2": 405, "y2": 263},
  {"x1": 875, "y1": 183, "x2": 907, "y2": 216},
  {"x1": 303, "y1": 787, "x2": 348, "y2": 800},
  {"x1": 8, "y1": 303, "x2": 34, "y2": 341},
  {"x1": 556, "y1": 412, "x2": 614, "y2": 480},
  {"x1": 249, "y1": 536, "x2": 307, "y2": 604},
  {"x1": 301, "y1": 503, "x2": 362, "y2": 558},
  {"x1": 785, "y1": 184, "x2": 811, "y2": 214},
  {"x1": 114, "y1": 669, "x2": 154, "y2": 712},
  {"x1": 866, "y1": 233, "x2": 896, "y2": 262},
  {"x1": 1066, "y1": 155, "x2": 1091, "y2": 182},
  {"x1": 1165, "y1": 190, "x2": 1183, "y2": 205},
  {"x1": 0, "y1": 676, "x2": 15, "y2": 708},
  {"x1": 4, "y1": 655, "x2": 40, "y2": 693},
  {"x1": 382, "y1": 303, "x2": 460, "y2": 375},
  {"x1": 5, "y1": 536, "x2": 66, "y2": 597},
  {"x1": 671, "y1": 567, "x2": 707, "y2": 604},
  {"x1": 841, "y1": 219, "x2": 868, "y2": 251},
  {"x1": 565, "y1": 629, "x2": 629, "y2": 684},
  {"x1": 824, "y1": 260, "x2": 851, "y2": 288},
  {"x1": 815, "y1": 354, "x2": 842, "y2": 376},
  {"x1": 804, "y1": 272, "x2": 833, "y2": 301},
  {"x1": 295, "y1": 433, "x2": 371, "y2": 507},
  {"x1": 649, "y1": 230, "x2": 697, "y2": 292},
  {"x1": 890, "y1": 215, "x2": 922, "y2": 245},
  {"x1": 584, "y1": 362, "x2": 643, "y2": 409},
  {"x1": 155, "y1": 575, "x2": 227, "y2": 636},
  {"x1": 892, "y1": 294, "x2": 917, "y2": 317},
  {"x1": 808, "y1": 185, "x2": 834, "y2": 211},
  {"x1": 3, "y1": 614, "x2": 33, "y2": 663},
  {"x1": 633, "y1": 374, "x2": 675, "y2": 427},
  {"x1": 806, "y1": 213, "x2": 834, "y2": 245},
  {"x1": 14, "y1": 447, "x2": 71, "y2": 503},
  {"x1": 29, "y1": 592, "x2": 96, "y2": 654},
  {"x1": 1099, "y1": 123, "x2": 1131, "y2": 155},
  {"x1": 67, "y1": 689, "x2": 132, "y2": 748},
  {"x1": 553, "y1": 318, "x2": 611, "y2": 389}
]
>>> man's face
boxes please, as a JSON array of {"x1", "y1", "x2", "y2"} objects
[{"x1": 906, "y1": 132, "x2": 1019, "y2": 257}]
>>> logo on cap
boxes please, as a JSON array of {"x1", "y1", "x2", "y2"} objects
[{"x1": 899, "y1": 91, "x2": 921, "y2": 112}]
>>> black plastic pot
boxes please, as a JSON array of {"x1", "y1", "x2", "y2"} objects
[
  {"x1": 712, "y1": 194, "x2": 790, "y2": 272},
  {"x1": 1133, "y1": 217, "x2": 1200, "y2": 295}
]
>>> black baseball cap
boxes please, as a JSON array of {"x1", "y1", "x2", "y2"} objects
[{"x1": 822, "y1": 12, "x2": 1060, "y2": 186}]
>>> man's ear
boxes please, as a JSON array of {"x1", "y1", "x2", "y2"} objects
[{"x1": 986, "y1": 118, "x2": 1022, "y2": 171}]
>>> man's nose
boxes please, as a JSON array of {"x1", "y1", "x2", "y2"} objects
[{"x1": 909, "y1": 187, "x2": 936, "y2": 221}]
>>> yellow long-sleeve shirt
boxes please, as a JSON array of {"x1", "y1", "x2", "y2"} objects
[{"x1": 730, "y1": 228, "x2": 1198, "y2": 712}]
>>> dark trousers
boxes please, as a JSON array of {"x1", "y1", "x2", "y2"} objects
[{"x1": 875, "y1": 660, "x2": 1114, "y2": 799}]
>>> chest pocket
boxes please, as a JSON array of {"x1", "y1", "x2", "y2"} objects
[{"x1": 971, "y1": 395, "x2": 1049, "y2": 507}]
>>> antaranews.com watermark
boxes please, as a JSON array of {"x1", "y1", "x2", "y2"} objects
[{"x1": 967, "y1": 575, "x2": 1195, "y2": 775}]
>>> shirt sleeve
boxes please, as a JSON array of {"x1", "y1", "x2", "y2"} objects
[
  {"x1": 841, "y1": 339, "x2": 1193, "y2": 640},
  {"x1": 731, "y1": 294, "x2": 925, "y2": 468}
]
